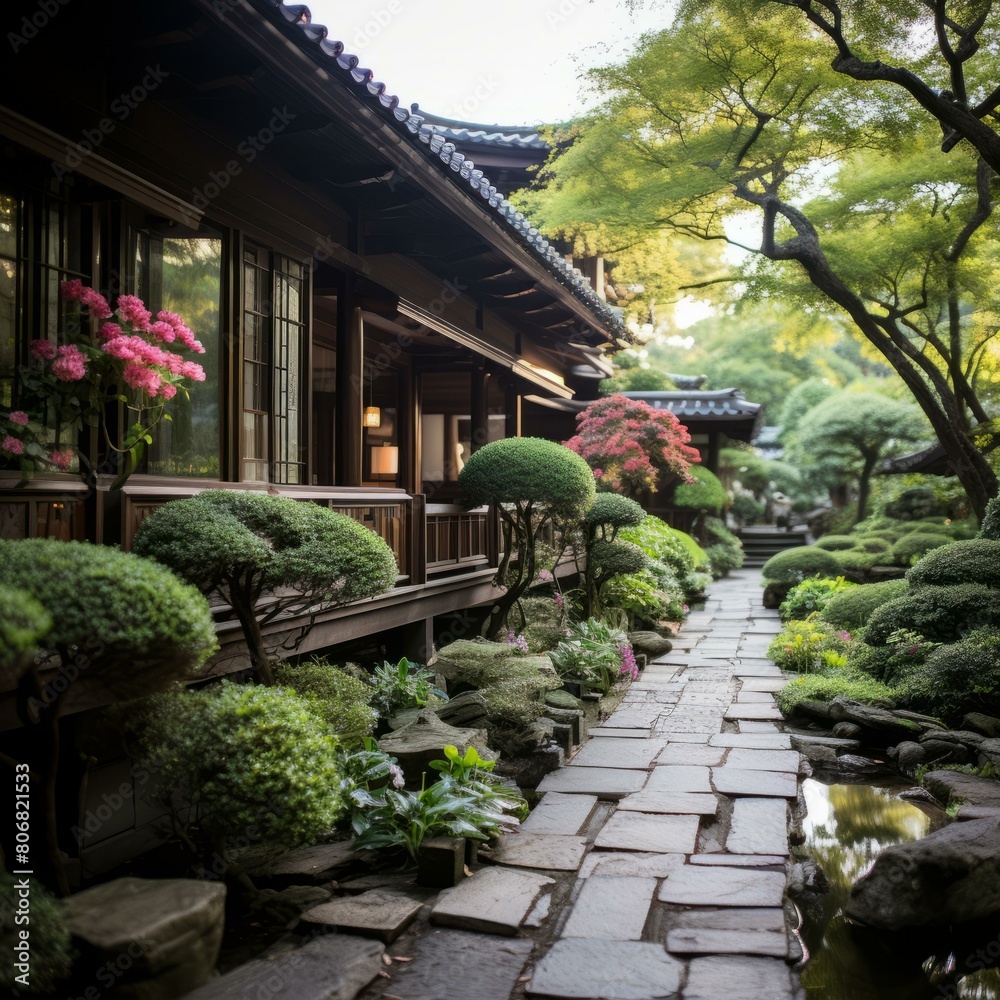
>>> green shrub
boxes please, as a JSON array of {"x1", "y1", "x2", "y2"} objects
[
  {"x1": 819, "y1": 579, "x2": 909, "y2": 630},
  {"x1": 673, "y1": 465, "x2": 728, "y2": 514},
  {"x1": 274, "y1": 658, "x2": 377, "y2": 745},
  {"x1": 890, "y1": 532, "x2": 954, "y2": 566},
  {"x1": 863, "y1": 584, "x2": 1000, "y2": 646},
  {"x1": 620, "y1": 516, "x2": 698, "y2": 577},
  {"x1": 776, "y1": 673, "x2": 899, "y2": 715},
  {"x1": 602, "y1": 569, "x2": 686, "y2": 625},
  {"x1": 0, "y1": 586, "x2": 51, "y2": 685},
  {"x1": 550, "y1": 618, "x2": 634, "y2": 692},
  {"x1": 519, "y1": 595, "x2": 567, "y2": 653},
  {"x1": 134, "y1": 680, "x2": 345, "y2": 847},
  {"x1": 780, "y1": 576, "x2": 855, "y2": 621},
  {"x1": 0, "y1": 539, "x2": 217, "y2": 696},
  {"x1": 704, "y1": 516, "x2": 744, "y2": 578},
  {"x1": 761, "y1": 546, "x2": 842, "y2": 584},
  {"x1": 830, "y1": 549, "x2": 880, "y2": 575},
  {"x1": 980, "y1": 495, "x2": 1000, "y2": 540},
  {"x1": 0, "y1": 875, "x2": 73, "y2": 994},
  {"x1": 856, "y1": 536, "x2": 892, "y2": 554},
  {"x1": 814, "y1": 535, "x2": 861, "y2": 551},
  {"x1": 767, "y1": 619, "x2": 850, "y2": 673},
  {"x1": 902, "y1": 628, "x2": 1000, "y2": 721},
  {"x1": 584, "y1": 494, "x2": 647, "y2": 532},
  {"x1": 906, "y1": 538, "x2": 1000, "y2": 590},
  {"x1": 589, "y1": 539, "x2": 648, "y2": 578}
]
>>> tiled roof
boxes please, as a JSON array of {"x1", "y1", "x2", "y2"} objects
[
  {"x1": 624, "y1": 388, "x2": 763, "y2": 422},
  {"x1": 410, "y1": 105, "x2": 548, "y2": 150},
  {"x1": 260, "y1": 1, "x2": 623, "y2": 337}
]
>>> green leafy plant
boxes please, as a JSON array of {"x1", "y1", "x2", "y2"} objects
[
  {"x1": 703, "y1": 516, "x2": 744, "y2": 578},
  {"x1": 767, "y1": 619, "x2": 851, "y2": 674},
  {"x1": 776, "y1": 673, "x2": 899, "y2": 715},
  {"x1": 549, "y1": 618, "x2": 636, "y2": 692},
  {"x1": 429, "y1": 743, "x2": 496, "y2": 781},
  {"x1": 274, "y1": 658, "x2": 377, "y2": 745},
  {"x1": 338, "y1": 737, "x2": 405, "y2": 829},
  {"x1": 819, "y1": 579, "x2": 909, "y2": 630},
  {"x1": 368, "y1": 657, "x2": 439, "y2": 719},
  {"x1": 780, "y1": 576, "x2": 856, "y2": 621}
]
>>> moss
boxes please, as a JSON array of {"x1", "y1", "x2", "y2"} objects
[
  {"x1": 890, "y1": 531, "x2": 954, "y2": 566},
  {"x1": 274, "y1": 658, "x2": 377, "y2": 746},
  {"x1": 0, "y1": 876, "x2": 73, "y2": 994},
  {"x1": 856, "y1": 536, "x2": 892, "y2": 554},
  {"x1": 813, "y1": 534, "x2": 861, "y2": 551},
  {"x1": 819, "y1": 579, "x2": 909, "y2": 630},
  {"x1": 776, "y1": 673, "x2": 898, "y2": 715},
  {"x1": 761, "y1": 546, "x2": 842, "y2": 584},
  {"x1": 906, "y1": 538, "x2": 1000, "y2": 590}
]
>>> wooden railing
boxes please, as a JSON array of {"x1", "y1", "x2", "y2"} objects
[
  {"x1": 426, "y1": 504, "x2": 491, "y2": 575},
  {"x1": 0, "y1": 473, "x2": 89, "y2": 542}
]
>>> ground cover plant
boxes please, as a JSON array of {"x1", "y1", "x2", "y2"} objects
[
  {"x1": 767, "y1": 619, "x2": 851, "y2": 673},
  {"x1": 780, "y1": 576, "x2": 855, "y2": 622},
  {"x1": 549, "y1": 618, "x2": 639, "y2": 691}
]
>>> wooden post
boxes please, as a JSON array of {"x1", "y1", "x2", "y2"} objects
[
  {"x1": 504, "y1": 377, "x2": 521, "y2": 439},
  {"x1": 470, "y1": 364, "x2": 489, "y2": 453},
  {"x1": 337, "y1": 280, "x2": 363, "y2": 486}
]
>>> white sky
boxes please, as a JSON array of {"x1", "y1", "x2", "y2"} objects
[{"x1": 306, "y1": 0, "x2": 675, "y2": 124}]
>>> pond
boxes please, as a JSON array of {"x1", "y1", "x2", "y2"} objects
[{"x1": 798, "y1": 776, "x2": 1000, "y2": 1000}]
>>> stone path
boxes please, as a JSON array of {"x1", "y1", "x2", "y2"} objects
[{"x1": 379, "y1": 569, "x2": 806, "y2": 1000}]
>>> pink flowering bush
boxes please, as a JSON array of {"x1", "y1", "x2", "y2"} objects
[
  {"x1": 1, "y1": 281, "x2": 205, "y2": 484},
  {"x1": 564, "y1": 394, "x2": 700, "y2": 498}
]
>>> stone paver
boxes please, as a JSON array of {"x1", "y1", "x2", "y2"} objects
[
  {"x1": 684, "y1": 955, "x2": 798, "y2": 1000},
  {"x1": 578, "y1": 852, "x2": 685, "y2": 879},
  {"x1": 526, "y1": 939, "x2": 683, "y2": 999},
  {"x1": 431, "y1": 867, "x2": 554, "y2": 935},
  {"x1": 709, "y1": 732, "x2": 792, "y2": 749},
  {"x1": 712, "y1": 767, "x2": 798, "y2": 798},
  {"x1": 587, "y1": 727, "x2": 651, "y2": 739},
  {"x1": 561, "y1": 876, "x2": 656, "y2": 940},
  {"x1": 655, "y1": 742, "x2": 726, "y2": 766},
  {"x1": 520, "y1": 793, "x2": 598, "y2": 835},
  {"x1": 594, "y1": 811, "x2": 700, "y2": 854},
  {"x1": 300, "y1": 890, "x2": 421, "y2": 942},
  {"x1": 724, "y1": 703, "x2": 783, "y2": 721},
  {"x1": 618, "y1": 791, "x2": 719, "y2": 815},
  {"x1": 658, "y1": 865, "x2": 787, "y2": 907},
  {"x1": 724, "y1": 748, "x2": 801, "y2": 772},
  {"x1": 689, "y1": 853, "x2": 788, "y2": 867},
  {"x1": 644, "y1": 765, "x2": 712, "y2": 792},
  {"x1": 537, "y1": 766, "x2": 646, "y2": 798},
  {"x1": 491, "y1": 832, "x2": 588, "y2": 871},
  {"x1": 570, "y1": 737, "x2": 665, "y2": 769},
  {"x1": 726, "y1": 798, "x2": 791, "y2": 856}
]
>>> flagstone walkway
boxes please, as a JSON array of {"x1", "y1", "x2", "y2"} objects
[{"x1": 381, "y1": 569, "x2": 806, "y2": 1000}]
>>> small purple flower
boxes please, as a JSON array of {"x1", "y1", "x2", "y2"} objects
[
  {"x1": 389, "y1": 763, "x2": 405, "y2": 789},
  {"x1": 618, "y1": 643, "x2": 638, "y2": 681}
]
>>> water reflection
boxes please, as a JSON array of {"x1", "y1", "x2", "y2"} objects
[{"x1": 799, "y1": 777, "x2": 1000, "y2": 1000}]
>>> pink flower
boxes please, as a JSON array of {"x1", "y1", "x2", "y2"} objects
[
  {"x1": 51, "y1": 344, "x2": 87, "y2": 382},
  {"x1": 8, "y1": 411, "x2": 29, "y2": 426},
  {"x1": 60, "y1": 278, "x2": 85, "y2": 301},
  {"x1": 116, "y1": 294, "x2": 152, "y2": 331},
  {"x1": 122, "y1": 361, "x2": 163, "y2": 397},
  {"x1": 149, "y1": 320, "x2": 176, "y2": 343},
  {"x1": 157, "y1": 311, "x2": 204, "y2": 353},
  {"x1": 80, "y1": 287, "x2": 112, "y2": 319},
  {"x1": 537, "y1": 569, "x2": 554, "y2": 583},
  {"x1": 593, "y1": 468, "x2": 604, "y2": 478},
  {"x1": 48, "y1": 449, "x2": 73, "y2": 470},
  {"x1": 159, "y1": 383, "x2": 177, "y2": 400},
  {"x1": 29, "y1": 339, "x2": 58, "y2": 361},
  {"x1": 2, "y1": 435, "x2": 23, "y2": 455},
  {"x1": 99, "y1": 322, "x2": 123, "y2": 341},
  {"x1": 554, "y1": 592, "x2": 564, "y2": 609}
]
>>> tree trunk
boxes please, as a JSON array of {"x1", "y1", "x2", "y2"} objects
[
  {"x1": 855, "y1": 453, "x2": 878, "y2": 524},
  {"x1": 228, "y1": 582, "x2": 275, "y2": 685}
]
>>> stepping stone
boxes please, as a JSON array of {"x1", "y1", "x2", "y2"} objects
[
  {"x1": 537, "y1": 767, "x2": 646, "y2": 799},
  {"x1": 740, "y1": 677, "x2": 787, "y2": 692},
  {"x1": 737, "y1": 690, "x2": 775, "y2": 703},
  {"x1": 579, "y1": 852, "x2": 686, "y2": 879},
  {"x1": 526, "y1": 939, "x2": 683, "y2": 999},
  {"x1": 653, "y1": 730, "x2": 715, "y2": 743},
  {"x1": 522, "y1": 793, "x2": 598, "y2": 835},
  {"x1": 732, "y1": 666, "x2": 782, "y2": 676},
  {"x1": 684, "y1": 955, "x2": 797, "y2": 999},
  {"x1": 725, "y1": 704, "x2": 783, "y2": 721},
  {"x1": 391, "y1": 930, "x2": 532, "y2": 1000},
  {"x1": 726, "y1": 798, "x2": 790, "y2": 856},
  {"x1": 594, "y1": 812, "x2": 700, "y2": 854},
  {"x1": 588, "y1": 727, "x2": 651, "y2": 739},
  {"x1": 570, "y1": 738, "x2": 664, "y2": 770},
  {"x1": 562, "y1": 876, "x2": 656, "y2": 940},
  {"x1": 658, "y1": 866, "x2": 787, "y2": 907},
  {"x1": 710, "y1": 733, "x2": 792, "y2": 750},
  {"x1": 725, "y1": 749, "x2": 801, "y2": 772},
  {"x1": 182, "y1": 935, "x2": 383, "y2": 1000},
  {"x1": 739, "y1": 721, "x2": 781, "y2": 732},
  {"x1": 618, "y1": 791, "x2": 718, "y2": 815},
  {"x1": 712, "y1": 768, "x2": 798, "y2": 798},
  {"x1": 665, "y1": 907, "x2": 790, "y2": 957},
  {"x1": 491, "y1": 832, "x2": 588, "y2": 871},
  {"x1": 690, "y1": 853, "x2": 787, "y2": 867},
  {"x1": 299, "y1": 890, "x2": 422, "y2": 943},
  {"x1": 258, "y1": 841, "x2": 361, "y2": 882},
  {"x1": 431, "y1": 867, "x2": 554, "y2": 935},
  {"x1": 645, "y1": 765, "x2": 712, "y2": 793}
]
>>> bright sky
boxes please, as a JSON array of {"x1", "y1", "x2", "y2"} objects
[{"x1": 306, "y1": 0, "x2": 675, "y2": 124}]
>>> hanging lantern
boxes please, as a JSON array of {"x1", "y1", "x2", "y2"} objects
[{"x1": 363, "y1": 405, "x2": 381, "y2": 428}]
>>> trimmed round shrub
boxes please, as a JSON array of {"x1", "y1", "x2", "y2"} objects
[
  {"x1": 890, "y1": 532, "x2": 953, "y2": 566},
  {"x1": 780, "y1": 576, "x2": 855, "y2": 622},
  {"x1": 704, "y1": 516, "x2": 744, "y2": 578},
  {"x1": 856, "y1": 536, "x2": 892, "y2": 554},
  {"x1": 761, "y1": 546, "x2": 841, "y2": 584},
  {"x1": 0, "y1": 875, "x2": 73, "y2": 994},
  {"x1": 776, "y1": 673, "x2": 898, "y2": 716},
  {"x1": 0, "y1": 586, "x2": 51, "y2": 685},
  {"x1": 0, "y1": 539, "x2": 217, "y2": 695},
  {"x1": 673, "y1": 465, "x2": 727, "y2": 514},
  {"x1": 460, "y1": 437, "x2": 596, "y2": 518},
  {"x1": 620, "y1": 516, "x2": 698, "y2": 577},
  {"x1": 590, "y1": 539, "x2": 648, "y2": 578},
  {"x1": 902, "y1": 628, "x2": 1000, "y2": 722},
  {"x1": 134, "y1": 680, "x2": 345, "y2": 846},
  {"x1": 863, "y1": 584, "x2": 1000, "y2": 646},
  {"x1": 584, "y1": 494, "x2": 647, "y2": 530},
  {"x1": 814, "y1": 535, "x2": 860, "y2": 551},
  {"x1": 831, "y1": 549, "x2": 879, "y2": 576},
  {"x1": 980, "y1": 495, "x2": 1000, "y2": 540},
  {"x1": 819, "y1": 579, "x2": 909, "y2": 631},
  {"x1": 863, "y1": 528, "x2": 905, "y2": 544},
  {"x1": 274, "y1": 658, "x2": 377, "y2": 746},
  {"x1": 906, "y1": 538, "x2": 1000, "y2": 590}
]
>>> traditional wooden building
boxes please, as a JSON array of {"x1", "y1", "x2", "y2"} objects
[{"x1": 0, "y1": 0, "x2": 623, "y2": 669}]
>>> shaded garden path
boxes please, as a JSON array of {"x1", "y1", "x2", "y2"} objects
[{"x1": 378, "y1": 569, "x2": 806, "y2": 1000}]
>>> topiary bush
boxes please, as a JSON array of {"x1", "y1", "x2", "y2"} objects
[
  {"x1": 460, "y1": 438, "x2": 595, "y2": 635},
  {"x1": 133, "y1": 490, "x2": 397, "y2": 682},
  {"x1": 819, "y1": 579, "x2": 909, "y2": 631},
  {"x1": 584, "y1": 494, "x2": 647, "y2": 534},
  {"x1": 0, "y1": 586, "x2": 51, "y2": 686},
  {"x1": 619, "y1": 515, "x2": 709, "y2": 600},
  {"x1": 905, "y1": 538, "x2": 1000, "y2": 590},
  {"x1": 0, "y1": 875, "x2": 73, "y2": 994},
  {"x1": 830, "y1": 549, "x2": 880, "y2": 577},
  {"x1": 980, "y1": 495, "x2": 1000, "y2": 540},
  {"x1": 589, "y1": 539, "x2": 648, "y2": 579},
  {"x1": 780, "y1": 576, "x2": 855, "y2": 622},
  {"x1": 889, "y1": 531, "x2": 954, "y2": 566},
  {"x1": 703, "y1": 516, "x2": 744, "y2": 579},
  {"x1": 673, "y1": 465, "x2": 728, "y2": 514},
  {"x1": 776, "y1": 673, "x2": 899, "y2": 716},
  {"x1": 133, "y1": 680, "x2": 345, "y2": 850},
  {"x1": 273, "y1": 658, "x2": 377, "y2": 746},
  {"x1": 863, "y1": 584, "x2": 1000, "y2": 647},
  {"x1": 856, "y1": 536, "x2": 892, "y2": 554},
  {"x1": 761, "y1": 546, "x2": 842, "y2": 584},
  {"x1": 901, "y1": 628, "x2": 1000, "y2": 722},
  {"x1": 813, "y1": 535, "x2": 861, "y2": 551}
]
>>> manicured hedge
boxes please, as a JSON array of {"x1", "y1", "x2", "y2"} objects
[
  {"x1": 902, "y1": 628, "x2": 1000, "y2": 722},
  {"x1": 814, "y1": 535, "x2": 860, "y2": 551},
  {"x1": 819, "y1": 579, "x2": 909, "y2": 631},
  {"x1": 890, "y1": 532, "x2": 954, "y2": 566},
  {"x1": 906, "y1": 538, "x2": 1000, "y2": 590},
  {"x1": 863, "y1": 583, "x2": 1000, "y2": 646},
  {"x1": 761, "y1": 546, "x2": 842, "y2": 584}
]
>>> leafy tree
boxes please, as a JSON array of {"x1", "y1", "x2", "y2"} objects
[
  {"x1": 521, "y1": 6, "x2": 1000, "y2": 516},
  {"x1": 796, "y1": 391, "x2": 927, "y2": 521},
  {"x1": 564, "y1": 394, "x2": 701, "y2": 497},
  {"x1": 132, "y1": 490, "x2": 397, "y2": 684},
  {"x1": 581, "y1": 494, "x2": 649, "y2": 616},
  {"x1": 459, "y1": 437, "x2": 596, "y2": 637}
]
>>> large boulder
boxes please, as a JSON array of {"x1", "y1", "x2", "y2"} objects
[
  {"x1": 627, "y1": 631, "x2": 673, "y2": 659},
  {"x1": 61, "y1": 877, "x2": 225, "y2": 999},
  {"x1": 377, "y1": 708, "x2": 494, "y2": 784},
  {"x1": 845, "y1": 817, "x2": 1000, "y2": 929},
  {"x1": 963, "y1": 713, "x2": 1000, "y2": 738}
]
